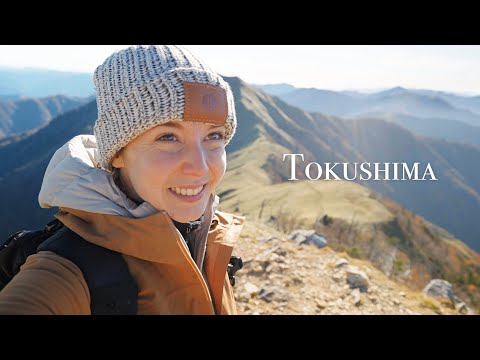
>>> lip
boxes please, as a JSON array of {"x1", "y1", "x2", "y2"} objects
[{"x1": 168, "y1": 184, "x2": 207, "y2": 203}]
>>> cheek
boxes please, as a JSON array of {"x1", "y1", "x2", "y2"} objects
[
  {"x1": 130, "y1": 152, "x2": 175, "y2": 190},
  {"x1": 208, "y1": 148, "x2": 227, "y2": 183}
]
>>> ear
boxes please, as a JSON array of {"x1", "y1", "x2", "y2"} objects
[{"x1": 111, "y1": 152, "x2": 126, "y2": 169}]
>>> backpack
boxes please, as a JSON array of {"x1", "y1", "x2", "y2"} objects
[
  {"x1": 0, "y1": 218, "x2": 137, "y2": 314},
  {"x1": 0, "y1": 218, "x2": 244, "y2": 315}
]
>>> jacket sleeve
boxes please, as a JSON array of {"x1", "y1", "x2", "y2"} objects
[{"x1": 0, "y1": 251, "x2": 91, "y2": 315}]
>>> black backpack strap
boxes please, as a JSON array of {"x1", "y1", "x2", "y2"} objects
[{"x1": 38, "y1": 226, "x2": 138, "y2": 315}]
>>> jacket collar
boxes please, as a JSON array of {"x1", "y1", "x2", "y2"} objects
[{"x1": 54, "y1": 191, "x2": 242, "y2": 266}]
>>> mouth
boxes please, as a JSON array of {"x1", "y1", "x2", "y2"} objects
[{"x1": 168, "y1": 184, "x2": 207, "y2": 203}]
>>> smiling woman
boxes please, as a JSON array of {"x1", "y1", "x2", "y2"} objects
[
  {"x1": 111, "y1": 121, "x2": 228, "y2": 223},
  {"x1": 0, "y1": 45, "x2": 246, "y2": 315}
]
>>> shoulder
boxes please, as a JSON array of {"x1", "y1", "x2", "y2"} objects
[{"x1": 0, "y1": 251, "x2": 91, "y2": 315}]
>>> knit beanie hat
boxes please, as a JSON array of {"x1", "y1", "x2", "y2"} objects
[{"x1": 93, "y1": 45, "x2": 237, "y2": 171}]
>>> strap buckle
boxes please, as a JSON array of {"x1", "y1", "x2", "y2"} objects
[
  {"x1": 44, "y1": 219, "x2": 63, "y2": 234},
  {"x1": 227, "y1": 256, "x2": 243, "y2": 287}
]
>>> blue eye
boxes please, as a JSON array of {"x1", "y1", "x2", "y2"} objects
[
  {"x1": 208, "y1": 132, "x2": 225, "y2": 141},
  {"x1": 157, "y1": 134, "x2": 177, "y2": 142}
]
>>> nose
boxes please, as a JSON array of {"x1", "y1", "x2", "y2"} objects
[{"x1": 181, "y1": 141, "x2": 209, "y2": 177}]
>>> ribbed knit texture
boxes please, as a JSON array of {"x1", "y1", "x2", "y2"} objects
[{"x1": 93, "y1": 45, "x2": 237, "y2": 171}]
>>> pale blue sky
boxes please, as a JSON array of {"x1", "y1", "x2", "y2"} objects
[{"x1": 0, "y1": 45, "x2": 478, "y2": 94}]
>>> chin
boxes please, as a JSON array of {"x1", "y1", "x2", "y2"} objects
[{"x1": 168, "y1": 205, "x2": 206, "y2": 223}]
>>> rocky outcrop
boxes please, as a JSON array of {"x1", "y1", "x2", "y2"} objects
[
  {"x1": 233, "y1": 223, "x2": 476, "y2": 315},
  {"x1": 288, "y1": 229, "x2": 328, "y2": 249},
  {"x1": 423, "y1": 279, "x2": 473, "y2": 314}
]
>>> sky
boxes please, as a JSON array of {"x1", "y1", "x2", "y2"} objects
[{"x1": 0, "y1": 45, "x2": 479, "y2": 94}]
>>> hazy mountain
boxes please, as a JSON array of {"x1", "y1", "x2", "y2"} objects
[
  {"x1": 352, "y1": 92, "x2": 480, "y2": 127},
  {"x1": 265, "y1": 85, "x2": 480, "y2": 128},
  {"x1": 0, "y1": 95, "x2": 88, "y2": 138},
  {"x1": 254, "y1": 83, "x2": 297, "y2": 96},
  {"x1": 277, "y1": 88, "x2": 362, "y2": 117},
  {"x1": 369, "y1": 86, "x2": 410, "y2": 99},
  {"x1": 411, "y1": 89, "x2": 480, "y2": 115},
  {"x1": 352, "y1": 112, "x2": 480, "y2": 148},
  {"x1": 0, "y1": 67, "x2": 94, "y2": 98}
]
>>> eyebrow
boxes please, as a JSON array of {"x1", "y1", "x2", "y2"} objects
[{"x1": 160, "y1": 122, "x2": 225, "y2": 130}]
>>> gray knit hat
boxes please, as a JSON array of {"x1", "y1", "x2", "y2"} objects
[{"x1": 93, "y1": 45, "x2": 237, "y2": 171}]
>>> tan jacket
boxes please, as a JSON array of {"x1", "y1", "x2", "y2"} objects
[{"x1": 0, "y1": 208, "x2": 245, "y2": 315}]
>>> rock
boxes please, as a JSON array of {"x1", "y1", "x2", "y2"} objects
[
  {"x1": 332, "y1": 272, "x2": 344, "y2": 283},
  {"x1": 250, "y1": 264, "x2": 264, "y2": 275},
  {"x1": 292, "y1": 277, "x2": 303, "y2": 286},
  {"x1": 346, "y1": 267, "x2": 370, "y2": 292},
  {"x1": 452, "y1": 295, "x2": 472, "y2": 314},
  {"x1": 244, "y1": 282, "x2": 260, "y2": 297},
  {"x1": 392, "y1": 298, "x2": 401, "y2": 306},
  {"x1": 288, "y1": 229, "x2": 328, "y2": 249},
  {"x1": 258, "y1": 286, "x2": 289, "y2": 303},
  {"x1": 399, "y1": 292, "x2": 406, "y2": 298},
  {"x1": 335, "y1": 258, "x2": 349, "y2": 268},
  {"x1": 455, "y1": 302, "x2": 470, "y2": 314},
  {"x1": 288, "y1": 229, "x2": 314, "y2": 242},
  {"x1": 301, "y1": 234, "x2": 328, "y2": 249},
  {"x1": 273, "y1": 247, "x2": 288, "y2": 257},
  {"x1": 257, "y1": 236, "x2": 275, "y2": 242},
  {"x1": 315, "y1": 299, "x2": 328, "y2": 309},
  {"x1": 422, "y1": 279, "x2": 455, "y2": 306},
  {"x1": 452, "y1": 296, "x2": 472, "y2": 314},
  {"x1": 351, "y1": 288, "x2": 362, "y2": 306}
]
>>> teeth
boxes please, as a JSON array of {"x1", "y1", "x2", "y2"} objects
[{"x1": 170, "y1": 185, "x2": 204, "y2": 196}]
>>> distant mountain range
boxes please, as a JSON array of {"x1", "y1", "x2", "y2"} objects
[
  {"x1": 0, "y1": 67, "x2": 94, "y2": 98},
  {"x1": 256, "y1": 84, "x2": 480, "y2": 148},
  {"x1": 0, "y1": 95, "x2": 89, "y2": 138},
  {"x1": 352, "y1": 112, "x2": 480, "y2": 148}
]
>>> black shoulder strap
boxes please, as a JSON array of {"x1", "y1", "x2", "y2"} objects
[{"x1": 38, "y1": 226, "x2": 138, "y2": 315}]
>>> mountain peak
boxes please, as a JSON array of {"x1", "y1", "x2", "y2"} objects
[{"x1": 373, "y1": 86, "x2": 409, "y2": 98}]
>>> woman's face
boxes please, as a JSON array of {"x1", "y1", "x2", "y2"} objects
[{"x1": 112, "y1": 121, "x2": 227, "y2": 223}]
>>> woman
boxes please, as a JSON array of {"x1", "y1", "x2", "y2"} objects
[{"x1": 0, "y1": 45, "x2": 245, "y2": 315}]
